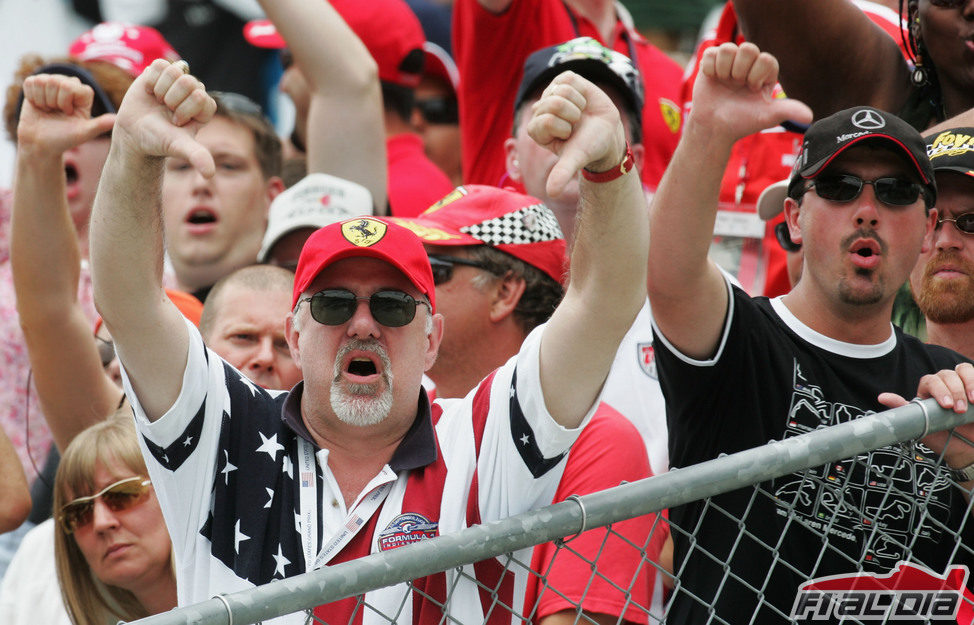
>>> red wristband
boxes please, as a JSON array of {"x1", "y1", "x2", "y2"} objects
[{"x1": 581, "y1": 142, "x2": 635, "y2": 183}]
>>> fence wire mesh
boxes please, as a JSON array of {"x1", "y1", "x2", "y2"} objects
[{"x1": 128, "y1": 399, "x2": 974, "y2": 625}]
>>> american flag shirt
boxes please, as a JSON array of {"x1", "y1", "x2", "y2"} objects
[{"x1": 124, "y1": 319, "x2": 589, "y2": 625}]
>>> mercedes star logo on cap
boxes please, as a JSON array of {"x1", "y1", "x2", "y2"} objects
[{"x1": 852, "y1": 109, "x2": 886, "y2": 130}]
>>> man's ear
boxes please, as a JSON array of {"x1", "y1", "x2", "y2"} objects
[
  {"x1": 489, "y1": 273, "x2": 527, "y2": 323},
  {"x1": 504, "y1": 137, "x2": 523, "y2": 183},
  {"x1": 630, "y1": 142, "x2": 645, "y2": 177},
  {"x1": 285, "y1": 313, "x2": 302, "y2": 370},
  {"x1": 921, "y1": 207, "x2": 938, "y2": 254},
  {"x1": 424, "y1": 313, "x2": 445, "y2": 371},
  {"x1": 265, "y1": 176, "x2": 285, "y2": 211},
  {"x1": 784, "y1": 197, "x2": 803, "y2": 246}
]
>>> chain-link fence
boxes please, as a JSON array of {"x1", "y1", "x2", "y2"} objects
[{"x1": 129, "y1": 398, "x2": 974, "y2": 625}]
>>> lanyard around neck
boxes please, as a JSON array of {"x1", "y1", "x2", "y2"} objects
[{"x1": 296, "y1": 437, "x2": 394, "y2": 572}]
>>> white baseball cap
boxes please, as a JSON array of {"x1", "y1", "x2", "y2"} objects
[
  {"x1": 258, "y1": 173, "x2": 374, "y2": 262},
  {"x1": 756, "y1": 179, "x2": 790, "y2": 221}
]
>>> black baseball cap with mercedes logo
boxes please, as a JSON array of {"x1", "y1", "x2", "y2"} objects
[{"x1": 785, "y1": 106, "x2": 936, "y2": 207}]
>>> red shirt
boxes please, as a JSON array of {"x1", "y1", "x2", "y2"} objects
[
  {"x1": 387, "y1": 133, "x2": 455, "y2": 218},
  {"x1": 453, "y1": 0, "x2": 683, "y2": 191}
]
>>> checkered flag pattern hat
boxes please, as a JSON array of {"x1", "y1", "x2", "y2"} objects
[{"x1": 391, "y1": 185, "x2": 568, "y2": 284}]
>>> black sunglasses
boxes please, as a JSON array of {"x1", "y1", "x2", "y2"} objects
[
  {"x1": 428, "y1": 255, "x2": 495, "y2": 285},
  {"x1": 937, "y1": 212, "x2": 974, "y2": 235},
  {"x1": 774, "y1": 222, "x2": 802, "y2": 253},
  {"x1": 415, "y1": 96, "x2": 459, "y2": 125},
  {"x1": 804, "y1": 174, "x2": 925, "y2": 207},
  {"x1": 300, "y1": 289, "x2": 430, "y2": 327}
]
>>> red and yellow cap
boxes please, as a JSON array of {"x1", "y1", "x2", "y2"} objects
[
  {"x1": 292, "y1": 217, "x2": 436, "y2": 311},
  {"x1": 391, "y1": 185, "x2": 568, "y2": 285}
]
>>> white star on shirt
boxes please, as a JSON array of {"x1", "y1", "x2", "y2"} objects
[
  {"x1": 221, "y1": 450, "x2": 237, "y2": 485},
  {"x1": 509, "y1": 385, "x2": 516, "y2": 398},
  {"x1": 182, "y1": 436, "x2": 193, "y2": 447},
  {"x1": 273, "y1": 544, "x2": 291, "y2": 577},
  {"x1": 264, "y1": 487, "x2": 274, "y2": 509},
  {"x1": 256, "y1": 432, "x2": 284, "y2": 461},
  {"x1": 282, "y1": 454, "x2": 294, "y2": 478},
  {"x1": 234, "y1": 519, "x2": 250, "y2": 554},
  {"x1": 520, "y1": 434, "x2": 530, "y2": 446},
  {"x1": 294, "y1": 511, "x2": 302, "y2": 534},
  {"x1": 239, "y1": 373, "x2": 260, "y2": 397}
]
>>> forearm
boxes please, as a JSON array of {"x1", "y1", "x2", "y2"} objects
[
  {"x1": 734, "y1": 0, "x2": 907, "y2": 117},
  {"x1": 10, "y1": 147, "x2": 81, "y2": 322},
  {"x1": 540, "y1": 164, "x2": 647, "y2": 429},
  {"x1": 648, "y1": 119, "x2": 732, "y2": 298},
  {"x1": 90, "y1": 143, "x2": 168, "y2": 325},
  {"x1": 646, "y1": 117, "x2": 733, "y2": 358},
  {"x1": 259, "y1": 0, "x2": 386, "y2": 208},
  {"x1": 89, "y1": 141, "x2": 187, "y2": 421}
]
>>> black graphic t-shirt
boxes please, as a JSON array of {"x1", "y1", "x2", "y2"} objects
[{"x1": 654, "y1": 282, "x2": 974, "y2": 624}]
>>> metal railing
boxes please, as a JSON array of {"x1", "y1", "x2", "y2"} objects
[{"x1": 130, "y1": 398, "x2": 974, "y2": 625}]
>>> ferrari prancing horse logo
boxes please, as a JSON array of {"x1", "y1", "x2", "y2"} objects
[
  {"x1": 341, "y1": 217, "x2": 387, "y2": 247},
  {"x1": 637, "y1": 342, "x2": 657, "y2": 379}
]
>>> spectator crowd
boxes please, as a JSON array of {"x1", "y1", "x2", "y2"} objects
[{"x1": 2, "y1": 1, "x2": 974, "y2": 624}]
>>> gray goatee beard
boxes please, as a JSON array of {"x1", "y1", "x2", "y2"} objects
[{"x1": 330, "y1": 338, "x2": 394, "y2": 427}]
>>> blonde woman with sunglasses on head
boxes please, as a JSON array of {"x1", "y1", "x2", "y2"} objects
[{"x1": 53, "y1": 411, "x2": 175, "y2": 625}]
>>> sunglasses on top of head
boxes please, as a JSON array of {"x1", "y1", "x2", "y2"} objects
[
  {"x1": 802, "y1": 174, "x2": 925, "y2": 207},
  {"x1": 937, "y1": 212, "x2": 974, "y2": 235},
  {"x1": 299, "y1": 289, "x2": 430, "y2": 327},
  {"x1": 57, "y1": 476, "x2": 152, "y2": 534}
]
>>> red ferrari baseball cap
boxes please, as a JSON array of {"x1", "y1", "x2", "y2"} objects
[
  {"x1": 391, "y1": 185, "x2": 567, "y2": 284},
  {"x1": 69, "y1": 22, "x2": 180, "y2": 77},
  {"x1": 292, "y1": 217, "x2": 436, "y2": 311}
]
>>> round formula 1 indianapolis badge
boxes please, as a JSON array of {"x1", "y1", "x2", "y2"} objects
[{"x1": 377, "y1": 513, "x2": 439, "y2": 551}]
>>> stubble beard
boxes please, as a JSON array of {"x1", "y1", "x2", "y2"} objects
[{"x1": 330, "y1": 339, "x2": 394, "y2": 427}]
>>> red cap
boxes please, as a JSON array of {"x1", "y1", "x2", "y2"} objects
[
  {"x1": 391, "y1": 185, "x2": 568, "y2": 284},
  {"x1": 243, "y1": 20, "x2": 286, "y2": 49},
  {"x1": 422, "y1": 41, "x2": 459, "y2": 92},
  {"x1": 69, "y1": 22, "x2": 180, "y2": 78},
  {"x1": 244, "y1": 0, "x2": 425, "y2": 89},
  {"x1": 292, "y1": 217, "x2": 436, "y2": 311}
]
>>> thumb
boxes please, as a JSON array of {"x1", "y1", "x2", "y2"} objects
[
  {"x1": 170, "y1": 135, "x2": 215, "y2": 178},
  {"x1": 78, "y1": 113, "x2": 117, "y2": 143},
  {"x1": 766, "y1": 99, "x2": 814, "y2": 130},
  {"x1": 877, "y1": 392, "x2": 910, "y2": 410},
  {"x1": 546, "y1": 148, "x2": 587, "y2": 199}
]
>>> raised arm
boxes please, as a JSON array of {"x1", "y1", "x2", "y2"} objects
[
  {"x1": 734, "y1": 0, "x2": 910, "y2": 119},
  {"x1": 648, "y1": 43, "x2": 811, "y2": 359},
  {"x1": 527, "y1": 71, "x2": 647, "y2": 429},
  {"x1": 11, "y1": 74, "x2": 122, "y2": 451},
  {"x1": 256, "y1": 0, "x2": 386, "y2": 209},
  {"x1": 89, "y1": 60, "x2": 216, "y2": 421}
]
